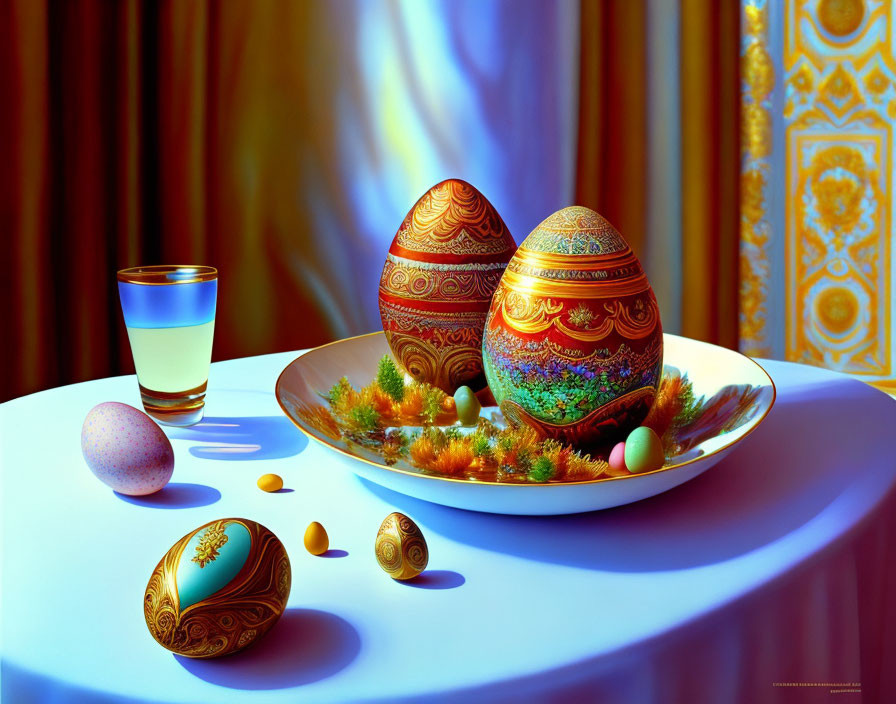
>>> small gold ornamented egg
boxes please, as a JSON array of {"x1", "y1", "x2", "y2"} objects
[
  {"x1": 144, "y1": 518, "x2": 291, "y2": 658},
  {"x1": 375, "y1": 512, "x2": 428, "y2": 580},
  {"x1": 304, "y1": 521, "x2": 329, "y2": 555}
]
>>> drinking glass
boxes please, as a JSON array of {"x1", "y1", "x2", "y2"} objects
[{"x1": 117, "y1": 265, "x2": 217, "y2": 426}]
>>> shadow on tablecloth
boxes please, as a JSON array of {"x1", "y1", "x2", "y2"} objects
[
  {"x1": 166, "y1": 416, "x2": 308, "y2": 461},
  {"x1": 175, "y1": 608, "x2": 360, "y2": 689},
  {"x1": 361, "y1": 374, "x2": 896, "y2": 573},
  {"x1": 114, "y1": 482, "x2": 221, "y2": 509},
  {"x1": 399, "y1": 570, "x2": 465, "y2": 589},
  {"x1": 1, "y1": 661, "x2": 152, "y2": 704}
]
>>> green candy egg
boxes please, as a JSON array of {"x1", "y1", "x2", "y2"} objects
[
  {"x1": 624, "y1": 426, "x2": 664, "y2": 474},
  {"x1": 454, "y1": 386, "x2": 481, "y2": 426}
]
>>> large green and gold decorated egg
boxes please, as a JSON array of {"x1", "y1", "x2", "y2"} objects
[
  {"x1": 144, "y1": 518, "x2": 291, "y2": 658},
  {"x1": 482, "y1": 206, "x2": 663, "y2": 448}
]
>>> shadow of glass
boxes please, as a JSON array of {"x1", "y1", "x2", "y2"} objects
[
  {"x1": 361, "y1": 375, "x2": 896, "y2": 573},
  {"x1": 114, "y1": 482, "x2": 221, "y2": 509},
  {"x1": 399, "y1": 570, "x2": 465, "y2": 590},
  {"x1": 175, "y1": 608, "x2": 360, "y2": 689},
  {"x1": 167, "y1": 416, "x2": 308, "y2": 461}
]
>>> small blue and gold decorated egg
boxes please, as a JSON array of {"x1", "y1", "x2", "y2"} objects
[{"x1": 144, "y1": 518, "x2": 290, "y2": 658}]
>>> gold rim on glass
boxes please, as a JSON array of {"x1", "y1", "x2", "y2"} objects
[
  {"x1": 117, "y1": 265, "x2": 218, "y2": 285},
  {"x1": 276, "y1": 331, "x2": 778, "y2": 488}
]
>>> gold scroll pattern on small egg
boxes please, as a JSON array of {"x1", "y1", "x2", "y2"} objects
[{"x1": 375, "y1": 512, "x2": 428, "y2": 581}]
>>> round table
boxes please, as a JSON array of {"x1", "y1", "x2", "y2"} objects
[{"x1": 2, "y1": 351, "x2": 895, "y2": 703}]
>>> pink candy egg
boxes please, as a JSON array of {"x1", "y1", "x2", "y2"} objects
[
  {"x1": 81, "y1": 402, "x2": 174, "y2": 495},
  {"x1": 609, "y1": 441, "x2": 627, "y2": 473}
]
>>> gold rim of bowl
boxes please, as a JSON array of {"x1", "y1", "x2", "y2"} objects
[
  {"x1": 275, "y1": 331, "x2": 778, "y2": 488},
  {"x1": 117, "y1": 265, "x2": 218, "y2": 285}
]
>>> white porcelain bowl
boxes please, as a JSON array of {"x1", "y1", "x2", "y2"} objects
[{"x1": 276, "y1": 332, "x2": 775, "y2": 515}]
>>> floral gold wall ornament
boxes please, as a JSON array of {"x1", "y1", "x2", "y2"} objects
[
  {"x1": 817, "y1": 0, "x2": 867, "y2": 37},
  {"x1": 740, "y1": 0, "x2": 776, "y2": 358},
  {"x1": 786, "y1": 0, "x2": 893, "y2": 386},
  {"x1": 741, "y1": 0, "x2": 895, "y2": 391}
]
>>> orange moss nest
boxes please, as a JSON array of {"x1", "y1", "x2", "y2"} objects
[
  {"x1": 316, "y1": 356, "x2": 696, "y2": 483},
  {"x1": 429, "y1": 439, "x2": 475, "y2": 476},
  {"x1": 643, "y1": 370, "x2": 688, "y2": 438},
  {"x1": 295, "y1": 404, "x2": 341, "y2": 439},
  {"x1": 409, "y1": 430, "x2": 475, "y2": 476}
]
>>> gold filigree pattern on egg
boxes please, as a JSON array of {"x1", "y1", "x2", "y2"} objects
[
  {"x1": 375, "y1": 512, "x2": 428, "y2": 580},
  {"x1": 144, "y1": 518, "x2": 290, "y2": 658},
  {"x1": 379, "y1": 179, "x2": 516, "y2": 393}
]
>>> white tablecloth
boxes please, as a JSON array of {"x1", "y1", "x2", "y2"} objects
[{"x1": 2, "y1": 351, "x2": 894, "y2": 703}]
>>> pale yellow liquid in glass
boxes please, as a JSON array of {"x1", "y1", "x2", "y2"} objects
[{"x1": 125, "y1": 320, "x2": 215, "y2": 393}]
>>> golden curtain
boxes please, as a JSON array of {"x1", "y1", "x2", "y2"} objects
[
  {"x1": 4, "y1": 0, "x2": 744, "y2": 403},
  {"x1": 4, "y1": 1, "x2": 381, "y2": 402},
  {"x1": 577, "y1": 0, "x2": 741, "y2": 349}
]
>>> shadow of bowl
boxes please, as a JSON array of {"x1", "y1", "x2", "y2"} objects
[
  {"x1": 175, "y1": 608, "x2": 360, "y2": 690},
  {"x1": 361, "y1": 374, "x2": 896, "y2": 573}
]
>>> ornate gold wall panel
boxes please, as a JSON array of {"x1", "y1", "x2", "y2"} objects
[
  {"x1": 741, "y1": 0, "x2": 895, "y2": 390},
  {"x1": 740, "y1": 0, "x2": 776, "y2": 358}
]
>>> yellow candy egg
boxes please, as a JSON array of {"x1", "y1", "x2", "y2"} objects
[
  {"x1": 375, "y1": 512, "x2": 428, "y2": 580},
  {"x1": 304, "y1": 521, "x2": 329, "y2": 555},
  {"x1": 257, "y1": 473, "x2": 283, "y2": 492}
]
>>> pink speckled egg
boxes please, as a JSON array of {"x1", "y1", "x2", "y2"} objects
[
  {"x1": 81, "y1": 402, "x2": 174, "y2": 495},
  {"x1": 609, "y1": 442, "x2": 627, "y2": 473}
]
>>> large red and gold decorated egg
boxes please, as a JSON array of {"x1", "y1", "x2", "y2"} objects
[
  {"x1": 379, "y1": 179, "x2": 517, "y2": 393},
  {"x1": 482, "y1": 206, "x2": 663, "y2": 447}
]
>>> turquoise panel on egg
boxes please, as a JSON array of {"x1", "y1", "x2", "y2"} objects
[{"x1": 176, "y1": 522, "x2": 251, "y2": 611}]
